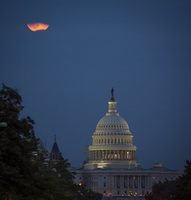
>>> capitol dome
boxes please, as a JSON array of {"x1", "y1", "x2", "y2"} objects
[
  {"x1": 96, "y1": 114, "x2": 129, "y2": 131},
  {"x1": 84, "y1": 89, "x2": 138, "y2": 170}
]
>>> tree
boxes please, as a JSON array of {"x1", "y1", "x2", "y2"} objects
[
  {"x1": 152, "y1": 180, "x2": 176, "y2": 200},
  {"x1": 0, "y1": 84, "x2": 51, "y2": 200},
  {"x1": 48, "y1": 160, "x2": 75, "y2": 200},
  {"x1": 0, "y1": 84, "x2": 102, "y2": 200},
  {"x1": 146, "y1": 160, "x2": 191, "y2": 200},
  {"x1": 74, "y1": 184, "x2": 102, "y2": 200},
  {"x1": 175, "y1": 160, "x2": 191, "y2": 200},
  {"x1": 145, "y1": 191, "x2": 153, "y2": 200}
]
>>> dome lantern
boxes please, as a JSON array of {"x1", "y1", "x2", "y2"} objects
[{"x1": 108, "y1": 88, "x2": 118, "y2": 114}]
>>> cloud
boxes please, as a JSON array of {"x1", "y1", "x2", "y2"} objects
[{"x1": 27, "y1": 23, "x2": 49, "y2": 32}]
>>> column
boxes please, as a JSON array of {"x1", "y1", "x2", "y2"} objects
[
  {"x1": 92, "y1": 151, "x2": 94, "y2": 160},
  {"x1": 99, "y1": 150, "x2": 101, "y2": 160},
  {"x1": 89, "y1": 151, "x2": 91, "y2": 160},
  {"x1": 96, "y1": 151, "x2": 99, "y2": 160},
  {"x1": 123, "y1": 150, "x2": 125, "y2": 159}
]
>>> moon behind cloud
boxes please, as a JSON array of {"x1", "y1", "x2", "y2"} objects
[{"x1": 27, "y1": 23, "x2": 49, "y2": 32}]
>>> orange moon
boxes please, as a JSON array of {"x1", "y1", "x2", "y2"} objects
[{"x1": 27, "y1": 23, "x2": 49, "y2": 32}]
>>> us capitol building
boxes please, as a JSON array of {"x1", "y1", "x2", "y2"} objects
[{"x1": 51, "y1": 89, "x2": 181, "y2": 200}]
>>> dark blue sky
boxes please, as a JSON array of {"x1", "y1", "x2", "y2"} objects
[{"x1": 0, "y1": 0, "x2": 191, "y2": 170}]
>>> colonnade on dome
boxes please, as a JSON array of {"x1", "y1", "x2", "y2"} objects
[
  {"x1": 92, "y1": 135, "x2": 133, "y2": 145},
  {"x1": 88, "y1": 150, "x2": 136, "y2": 161}
]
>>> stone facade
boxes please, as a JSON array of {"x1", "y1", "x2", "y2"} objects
[{"x1": 74, "y1": 90, "x2": 181, "y2": 199}]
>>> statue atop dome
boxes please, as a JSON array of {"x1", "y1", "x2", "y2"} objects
[{"x1": 110, "y1": 88, "x2": 115, "y2": 101}]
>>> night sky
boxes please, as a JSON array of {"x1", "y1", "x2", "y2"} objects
[{"x1": 0, "y1": 0, "x2": 191, "y2": 170}]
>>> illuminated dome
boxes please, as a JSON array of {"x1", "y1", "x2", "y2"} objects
[
  {"x1": 96, "y1": 115, "x2": 130, "y2": 131},
  {"x1": 84, "y1": 89, "x2": 138, "y2": 170}
]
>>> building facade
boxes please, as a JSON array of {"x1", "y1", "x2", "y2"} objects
[{"x1": 74, "y1": 89, "x2": 181, "y2": 200}]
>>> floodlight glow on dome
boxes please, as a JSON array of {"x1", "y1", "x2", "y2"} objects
[{"x1": 97, "y1": 163, "x2": 107, "y2": 169}]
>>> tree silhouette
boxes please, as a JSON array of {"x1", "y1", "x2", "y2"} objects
[
  {"x1": 0, "y1": 84, "x2": 102, "y2": 200},
  {"x1": 175, "y1": 160, "x2": 191, "y2": 200}
]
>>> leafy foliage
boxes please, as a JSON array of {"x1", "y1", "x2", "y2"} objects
[
  {"x1": 175, "y1": 160, "x2": 191, "y2": 200},
  {"x1": 152, "y1": 180, "x2": 176, "y2": 200},
  {"x1": 0, "y1": 84, "x2": 102, "y2": 200},
  {"x1": 0, "y1": 84, "x2": 50, "y2": 199},
  {"x1": 74, "y1": 184, "x2": 103, "y2": 200},
  {"x1": 48, "y1": 160, "x2": 75, "y2": 200},
  {"x1": 145, "y1": 160, "x2": 191, "y2": 200}
]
